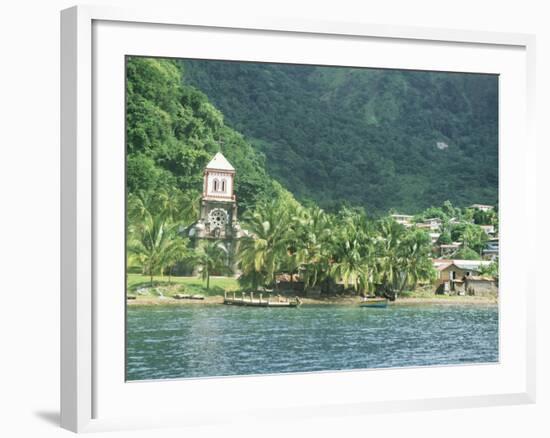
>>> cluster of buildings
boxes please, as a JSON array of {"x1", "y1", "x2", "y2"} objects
[
  {"x1": 390, "y1": 204, "x2": 498, "y2": 260},
  {"x1": 392, "y1": 204, "x2": 499, "y2": 296}
]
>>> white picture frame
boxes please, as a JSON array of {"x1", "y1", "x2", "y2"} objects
[{"x1": 60, "y1": 5, "x2": 537, "y2": 433}]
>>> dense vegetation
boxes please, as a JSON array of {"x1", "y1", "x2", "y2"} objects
[
  {"x1": 182, "y1": 60, "x2": 498, "y2": 214},
  {"x1": 238, "y1": 200, "x2": 436, "y2": 297}
]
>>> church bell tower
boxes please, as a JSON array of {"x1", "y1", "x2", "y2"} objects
[
  {"x1": 189, "y1": 152, "x2": 243, "y2": 241},
  {"x1": 200, "y1": 152, "x2": 237, "y2": 238},
  {"x1": 187, "y1": 152, "x2": 246, "y2": 275}
]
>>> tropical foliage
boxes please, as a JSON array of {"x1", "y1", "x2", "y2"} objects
[
  {"x1": 195, "y1": 241, "x2": 231, "y2": 290},
  {"x1": 237, "y1": 200, "x2": 293, "y2": 291},
  {"x1": 479, "y1": 259, "x2": 499, "y2": 280},
  {"x1": 238, "y1": 201, "x2": 436, "y2": 297},
  {"x1": 127, "y1": 189, "x2": 192, "y2": 285}
]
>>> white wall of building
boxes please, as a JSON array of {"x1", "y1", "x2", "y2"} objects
[{"x1": 206, "y1": 171, "x2": 233, "y2": 198}]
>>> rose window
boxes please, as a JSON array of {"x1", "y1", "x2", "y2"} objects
[{"x1": 208, "y1": 208, "x2": 228, "y2": 229}]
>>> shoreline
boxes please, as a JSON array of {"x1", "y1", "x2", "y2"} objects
[{"x1": 127, "y1": 295, "x2": 497, "y2": 307}]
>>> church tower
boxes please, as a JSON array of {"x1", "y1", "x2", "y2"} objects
[
  {"x1": 195, "y1": 152, "x2": 237, "y2": 239},
  {"x1": 188, "y1": 152, "x2": 246, "y2": 274},
  {"x1": 188, "y1": 153, "x2": 245, "y2": 274}
]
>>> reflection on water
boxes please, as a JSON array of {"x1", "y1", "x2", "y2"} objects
[{"x1": 126, "y1": 304, "x2": 498, "y2": 381}]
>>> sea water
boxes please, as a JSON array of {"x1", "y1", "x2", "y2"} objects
[{"x1": 126, "y1": 303, "x2": 498, "y2": 381}]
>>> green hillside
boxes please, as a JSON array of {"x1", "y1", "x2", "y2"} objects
[
  {"x1": 182, "y1": 60, "x2": 498, "y2": 214},
  {"x1": 126, "y1": 57, "x2": 289, "y2": 217}
]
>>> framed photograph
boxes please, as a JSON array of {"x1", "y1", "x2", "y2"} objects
[{"x1": 61, "y1": 5, "x2": 536, "y2": 433}]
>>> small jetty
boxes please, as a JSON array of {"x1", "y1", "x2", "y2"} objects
[
  {"x1": 359, "y1": 297, "x2": 389, "y2": 308},
  {"x1": 223, "y1": 291, "x2": 301, "y2": 308}
]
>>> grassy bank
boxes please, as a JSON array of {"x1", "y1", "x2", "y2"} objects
[{"x1": 127, "y1": 273, "x2": 239, "y2": 297}]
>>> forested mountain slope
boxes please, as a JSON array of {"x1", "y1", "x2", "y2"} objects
[{"x1": 182, "y1": 60, "x2": 498, "y2": 214}]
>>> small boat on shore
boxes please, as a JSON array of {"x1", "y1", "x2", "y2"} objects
[
  {"x1": 359, "y1": 298, "x2": 389, "y2": 308},
  {"x1": 223, "y1": 291, "x2": 301, "y2": 308},
  {"x1": 173, "y1": 294, "x2": 205, "y2": 300},
  {"x1": 223, "y1": 298, "x2": 301, "y2": 308}
]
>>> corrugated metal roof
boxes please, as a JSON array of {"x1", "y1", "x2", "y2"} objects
[
  {"x1": 452, "y1": 260, "x2": 491, "y2": 270},
  {"x1": 434, "y1": 259, "x2": 492, "y2": 271}
]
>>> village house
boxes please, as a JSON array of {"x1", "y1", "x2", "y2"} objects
[
  {"x1": 469, "y1": 204, "x2": 494, "y2": 212},
  {"x1": 432, "y1": 259, "x2": 452, "y2": 270},
  {"x1": 391, "y1": 214, "x2": 414, "y2": 227},
  {"x1": 414, "y1": 223, "x2": 431, "y2": 231},
  {"x1": 482, "y1": 237, "x2": 499, "y2": 261},
  {"x1": 464, "y1": 276, "x2": 498, "y2": 296},
  {"x1": 479, "y1": 224, "x2": 496, "y2": 235},
  {"x1": 439, "y1": 242, "x2": 462, "y2": 257},
  {"x1": 434, "y1": 259, "x2": 493, "y2": 295},
  {"x1": 421, "y1": 217, "x2": 443, "y2": 231},
  {"x1": 415, "y1": 222, "x2": 442, "y2": 243}
]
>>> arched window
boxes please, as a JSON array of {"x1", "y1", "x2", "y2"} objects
[
  {"x1": 213, "y1": 178, "x2": 219, "y2": 192},
  {"x1": 221, "y1": 180, "x2": 226, "y2": 192}
]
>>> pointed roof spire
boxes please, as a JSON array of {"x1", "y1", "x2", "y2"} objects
[{"x1": 205, "y1": 152, "x2": 235, "y2": 172}]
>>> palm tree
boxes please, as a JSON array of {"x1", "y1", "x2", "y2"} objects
[
  {"x1": 397, "y1": 229, "x2": 436, "y2": 292},
  {"x1": 329, "y1": 209, "x2": 376, "y2": 294},
  {"x1": 180, "y1": 190, "x2": 201, "y2": 227},
  {"x1": 375, "y1": 218, "x2": 436, "y2": 298},
  {"x1": 238, "y1": 200, "x2": 292, "y2": 291},
  {"x1": 461, "y1": 225, "x2": 488, "y2": 256},
  {"x1": 287, "y1": 206, "x2": 334, "y2": 291},
  {"x1": 161, "y1": 230, "x2": 192, "y2": 284},
  {"x1": 127, "y1": 189, "x2": 187, "y2": 285},
  {"x1": 196, "y1": 240, "x2": 229, "y2": 291},
  {"x1": 478, "y1": 258, "x2": 499, "y2": 282},
  {"x1": 375, "y1": 217, "x2": 406, "y2": 297}
]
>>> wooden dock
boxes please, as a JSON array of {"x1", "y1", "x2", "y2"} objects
[{"x1": 223, "y1": 291, "x2": 301, "y2": 308}]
